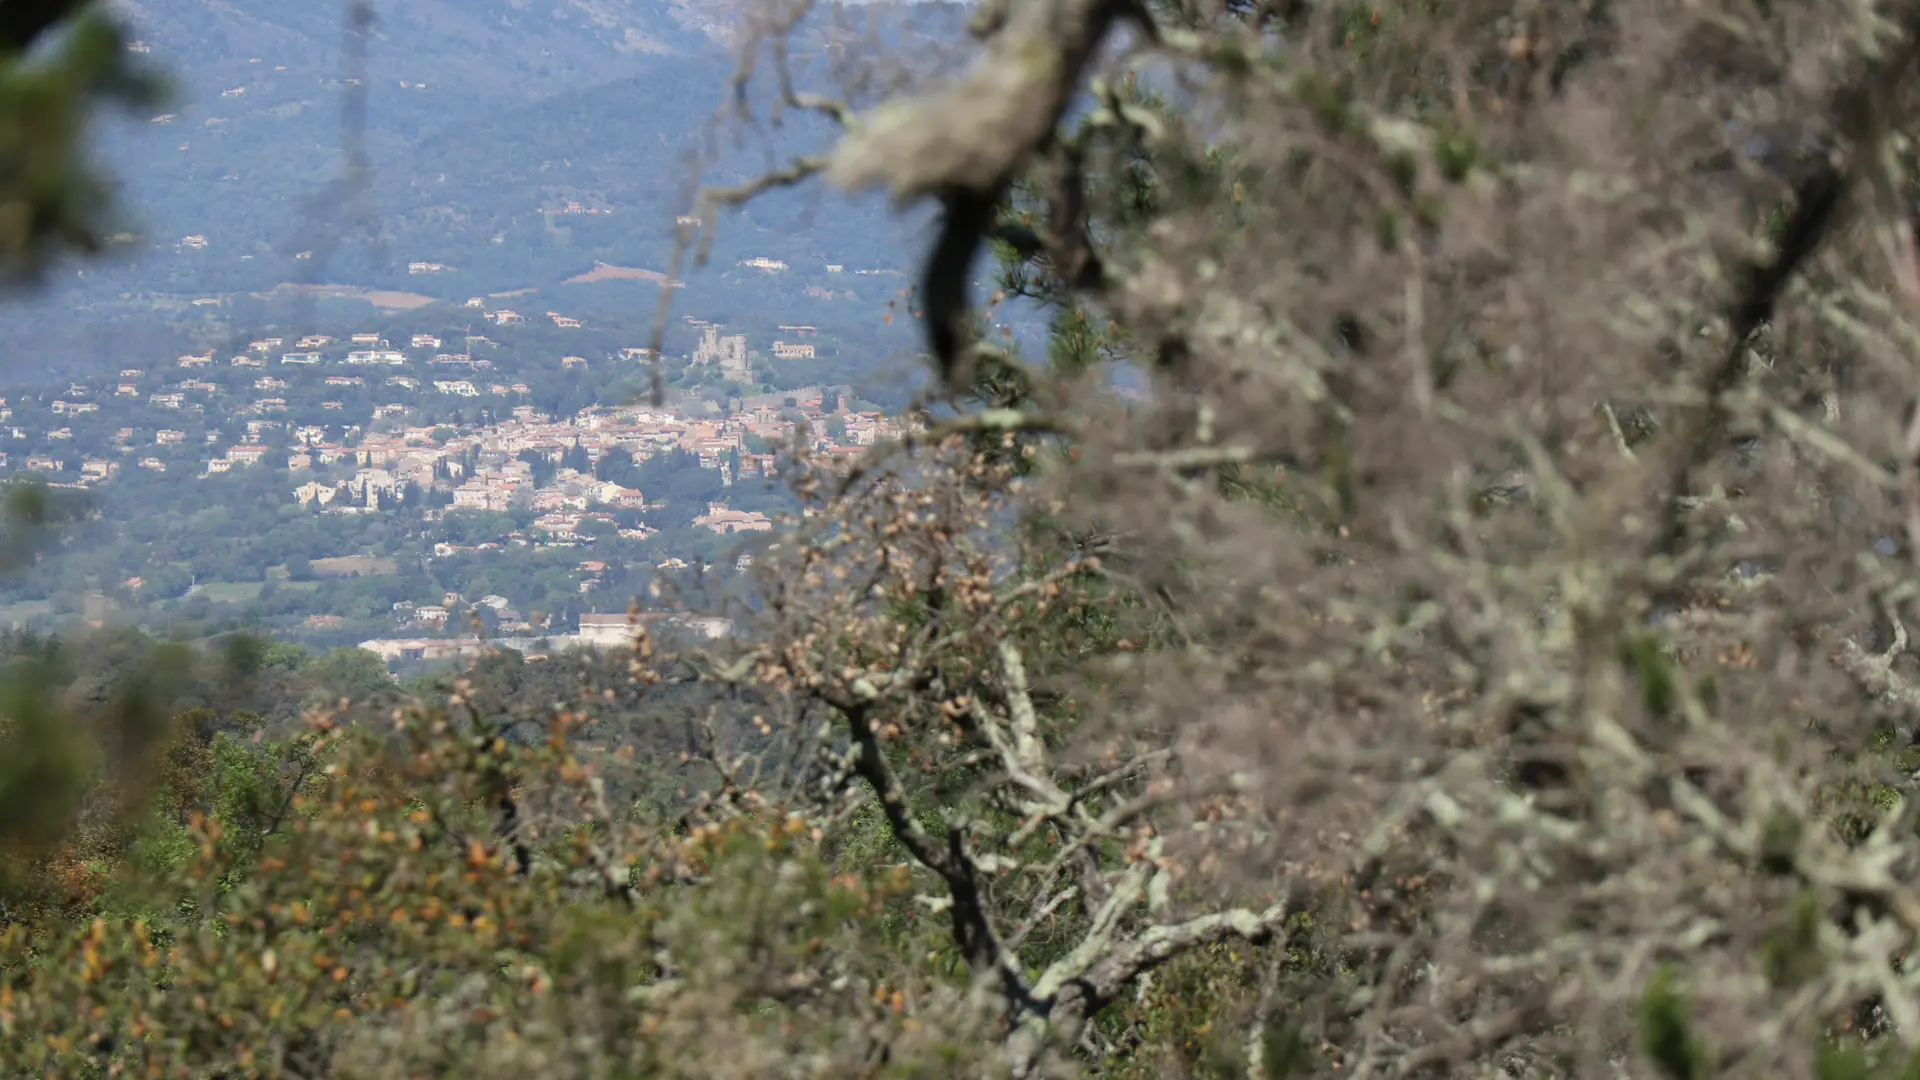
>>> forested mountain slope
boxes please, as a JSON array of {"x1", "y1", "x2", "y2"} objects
[{"x1": 0, "y1": 0, "x2": 970, "y2": 378}]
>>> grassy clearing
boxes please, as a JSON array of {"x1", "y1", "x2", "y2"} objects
[{"x1": 309, "y1": 556, "x2": 398, "y2": 577}]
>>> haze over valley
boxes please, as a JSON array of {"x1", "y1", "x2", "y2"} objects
[{"x1": 0, "y1": 0, "x2": 985, "y2": 664}]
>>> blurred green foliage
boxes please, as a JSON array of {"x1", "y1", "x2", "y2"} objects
[
  {"x1": 0, "y1": 0, "x2": 167, "y2": 890},
  {"x1": 0, "y1": 3, "x2": 163, "y2": 283}
]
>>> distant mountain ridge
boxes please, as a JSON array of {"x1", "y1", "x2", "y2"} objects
[
  {"x1": 105, "y1": 0, "x2": 965, "y2": 269},
  {"x1": 105, "y1": 0, "x2": 730, "y2": 83},
  {"x1": 0, "y1": 0, "x2": 972, "y2": 380}
]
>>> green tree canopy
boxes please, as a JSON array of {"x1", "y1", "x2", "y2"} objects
[{"x1": 301, "y1": 646, "x2": 391, "y2": 704}]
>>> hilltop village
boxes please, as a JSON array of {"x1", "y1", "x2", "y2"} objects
[
  {"x1": 0, "y1": 305, "x2": 910, "y2": 653},
  {"x1": 7, "y1": 318, "x2": 898, "y2": 512}
]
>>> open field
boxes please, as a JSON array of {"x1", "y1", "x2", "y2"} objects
[
  {"x1": 191, "y1": 581, "x2": 262, "y2": 603},
  {"x1": 252, "y1": 283, "x2": 439, "y2": 310},
  {"x1": 563, "y1": 262, "x2": 665, "y2": 284},
  {"x1": 310, "y1": 556, "x2": 399, "y2": 577},
  {"x1": 0, "y1": 599, "x2": 53, "y2": 626}
]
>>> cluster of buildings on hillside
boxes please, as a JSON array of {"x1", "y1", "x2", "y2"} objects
[
  {"x1": 3, "y1": 311, "x2": 887, "y2": 523},
  {"x1": 683, "y1": 319, "x2": 819, "y2": 378},
  {"x1": 263, "y1": 386, "x2": 893, "y2": 545}
]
